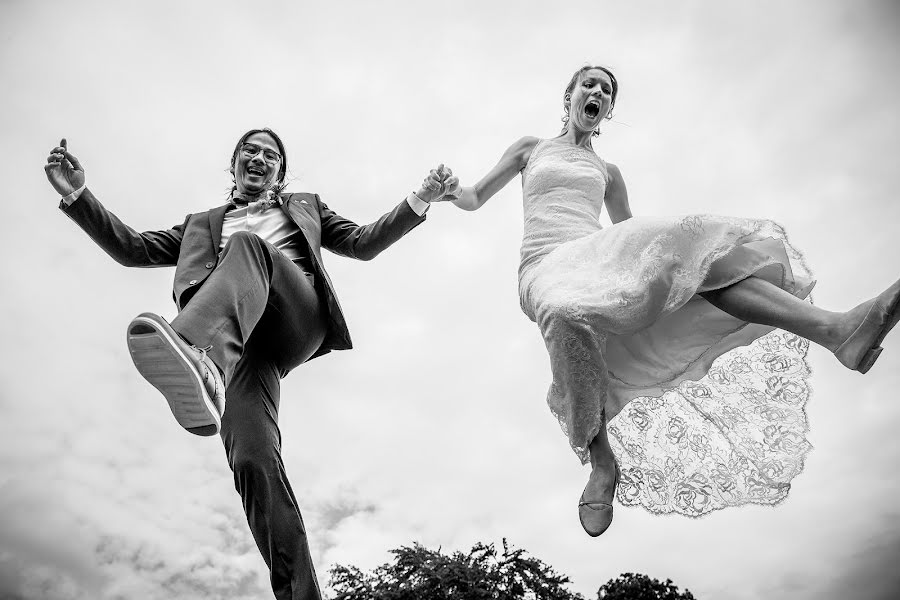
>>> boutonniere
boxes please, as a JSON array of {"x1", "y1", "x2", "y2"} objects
[{"x1": 261, "y1": 188, "x2": 283, "y2": 209}]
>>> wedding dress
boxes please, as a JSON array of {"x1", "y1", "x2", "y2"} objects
[{"x1": 518, "y1": 138, "x2": 814, "y2": 516}]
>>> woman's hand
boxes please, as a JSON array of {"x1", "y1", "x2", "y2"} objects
[
  {"x1": 44, "y1": 138, "x2": 85, "y2": 196},
  {"x1": 415, "y1": 164, "x2": 460, "y2": 203},
  {"x1": 438, "y1": 166, "x2": 461, "y2": 201}
]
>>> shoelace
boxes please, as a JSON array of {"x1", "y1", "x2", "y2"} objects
[
  {"x1": 192, "y1": 344, "x2": 213, "y2": 361},
  {"x1": 191, "y1": 345, "x2": 222, "y2": 399}
]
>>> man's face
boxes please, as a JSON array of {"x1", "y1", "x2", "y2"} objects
[{"x1": 233, "y1": 132, "x2": 282, "y2": 195}]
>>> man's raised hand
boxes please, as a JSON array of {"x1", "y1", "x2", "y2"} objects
[
  {"x1": 418, "y1": 164, "x2": 460, "y2": 203},
  {"x1": 45, "y1": 138, "x2": 85, "y2": 196},
  {"x1": 435, "y1": 165, "x2": 461, "y2": 202},
  {"x1": 415, "y1": 163, "x2": 447, "y2": 203}
]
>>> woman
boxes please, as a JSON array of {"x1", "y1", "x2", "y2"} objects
[{"x1": 436, "y1": 66, "x2": 899, "y2": 536}]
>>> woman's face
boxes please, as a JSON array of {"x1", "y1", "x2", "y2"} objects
[
  {"x1": 566, "y1": 68, "x2": 614, "y2": 133},
  {"x1": 233, "y1": 132, "x2": 283, "y2": 195}
]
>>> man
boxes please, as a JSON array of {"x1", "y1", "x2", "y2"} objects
[{"x1": 44, "y1": 130, "x2": 456, "y2": 600}]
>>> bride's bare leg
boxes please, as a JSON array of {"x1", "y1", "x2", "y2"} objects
[
  {"x1": 701, "y1": 276, "x2": 859, "y2": 352},
  {"x1": 579, "y1": 416, "x2": 619, "y2": 536},
  {"x1": 584, "y1": 414, "x2": 617, "y2": 499}
]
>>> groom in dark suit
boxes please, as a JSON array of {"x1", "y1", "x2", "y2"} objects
[{"x1": 44, "y1": 130, "x2": 454, "y2": 600}]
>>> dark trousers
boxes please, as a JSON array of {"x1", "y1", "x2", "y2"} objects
[{"x1": 171, "y1": 230, "x2": 328, "y2": 600}]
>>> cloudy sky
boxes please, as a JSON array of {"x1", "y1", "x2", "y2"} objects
[{"x1": 2, "y1": 0, "x2": 900, "y2": 599}]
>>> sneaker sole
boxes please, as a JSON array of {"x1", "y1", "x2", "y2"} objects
[{"x1": 126, "y1": 313, "x2": 221, "y2": 436}]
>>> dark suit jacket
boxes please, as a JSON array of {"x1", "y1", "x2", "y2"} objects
[{"x1": 61, "y1": 188, "x2": 426, "y2": 360}]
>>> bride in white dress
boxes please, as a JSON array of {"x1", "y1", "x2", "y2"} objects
[{"x1": 433, "y1": 65, "x2": 900, "y2": 536}]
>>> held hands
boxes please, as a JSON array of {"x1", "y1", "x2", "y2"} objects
[
  {"x1": 44, "y1": 138, "x2": 85, "y2": 196},
  {"x1": 415, "y1": 163, "x2": 461, "y2": 203}
]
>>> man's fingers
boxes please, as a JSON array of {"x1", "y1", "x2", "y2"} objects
[
  {"x1": 60, "y1": 138, "x2": 67, "y2": 149},
  {"x1": 432, "y1": 165, "x2": 453, "y2": 181},
  {"x1": 64, "y1": 151, "x2": 83, "y2": 171}
]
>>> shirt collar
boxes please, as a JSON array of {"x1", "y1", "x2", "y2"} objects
[{"x1": 230, "y1": 189, "x2": 283, "y2": 209}]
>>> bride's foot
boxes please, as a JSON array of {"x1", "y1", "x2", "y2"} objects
[
  {"x1": 833, "y1": 278, "x2": 900, "y2": 373},
  {"x1": 578, "y1": 461, "x2": 619, "y2": 537}
]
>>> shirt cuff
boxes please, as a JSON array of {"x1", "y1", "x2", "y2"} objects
[
  {"x1": 61, "y1": 184, "x2": 87, "y2": 207},
  {"x1": 406, "y1": 191, "x2": 430, "y2": 216}
]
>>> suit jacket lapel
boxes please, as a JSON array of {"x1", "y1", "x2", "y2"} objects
[
  {"x1": 208, "y1": 204, "x2": 230, "y2": 254},
  {"x1": 281, "y1": 194, "x2": 318, "y2": 236}
]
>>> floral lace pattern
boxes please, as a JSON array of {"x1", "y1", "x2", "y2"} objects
[
  {"x1": 608, "y1": 329, "x2": 812, "y2": 516},
  {"x1": 518, "y1": 140, "x2": 814, "y2": 516}
]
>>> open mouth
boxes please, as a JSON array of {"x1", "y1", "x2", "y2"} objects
[
  {"x1": 247, "y1": 166, "x2": 266, "y2": 177},
  {"x1": 584, "y1": 100, "x2": 601, "y2": 119}
]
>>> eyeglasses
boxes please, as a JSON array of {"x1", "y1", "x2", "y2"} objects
[{"x1": 240, "y1": 143, "x2": 282, "y2": 165}]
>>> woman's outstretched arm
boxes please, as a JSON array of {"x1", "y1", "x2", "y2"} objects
[
  {"x1": 450, "y1": 136, "x2": 540, "y2": 211},
  {"x1": 603, "y1": 162, "x2": 632, "y2": 224}
]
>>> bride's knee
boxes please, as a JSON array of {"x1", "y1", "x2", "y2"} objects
[{"x1": 539, "y1": 299, "x2": 588, "y2": 329}]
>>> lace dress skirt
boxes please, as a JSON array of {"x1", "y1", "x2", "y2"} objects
[{"x1": 519, "y1": 215, "x2": 815, "y2": 517}]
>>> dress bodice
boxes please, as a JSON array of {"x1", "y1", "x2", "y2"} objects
[{"x1": 518, "y1": 138, "x2": 609, "y2": 281}]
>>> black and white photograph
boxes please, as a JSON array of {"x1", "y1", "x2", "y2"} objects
[{"x1": 2, "y1": 1, "x2": 899, "y2": 599}]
